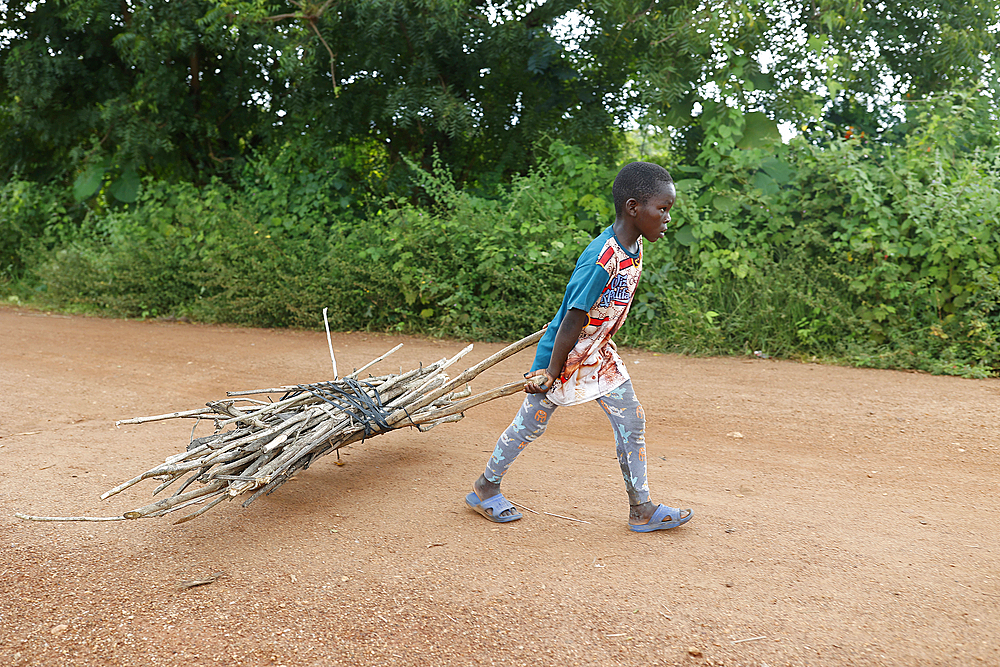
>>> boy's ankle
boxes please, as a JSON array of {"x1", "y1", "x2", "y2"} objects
[
  {"x1": 474, "y1": 474, "x2": 501, "y2": 499},
  {"x1": 629, "y1": 501, "x2": 655, "y2": 523}
]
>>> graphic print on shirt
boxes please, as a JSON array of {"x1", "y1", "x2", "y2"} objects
[
  {"x1": 548, "y1": 231, "x2": 642, "y2": 406},
  {"x1": 597, "y1": 274, "x2": 633, "y2": 308}
]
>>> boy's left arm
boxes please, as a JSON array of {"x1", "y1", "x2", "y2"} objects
[{"x1": 525, "y1": 308, "x2": 589, "y2": 393}]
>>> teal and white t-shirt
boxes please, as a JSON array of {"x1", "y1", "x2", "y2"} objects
[{"x1": 531, "y1": 226, "x2": 642, "y2": 406}]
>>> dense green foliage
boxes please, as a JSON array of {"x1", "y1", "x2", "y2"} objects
[
  {"x1": 2, "y1": 2, "x2": 999, "y2": 377},
  {"x1": 6, "y1": 95, "x2": 999, "y2": 376},
  {"x1": 3, "y1": 0, "x2": 997, "y2": 182},
  {"x1": 621, "y1": 93, "x2": 1000, "y2": 377}
]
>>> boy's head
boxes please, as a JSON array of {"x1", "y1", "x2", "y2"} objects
[{"x1": 612, "y1": 161, "x2": 674, "y2": 218}]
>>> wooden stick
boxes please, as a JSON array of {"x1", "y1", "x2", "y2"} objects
[
  {"x1": 372, "y1": 366, "x2": 424, "y2": 394},
  {"x1": 225, "y1": 373, "x2": 394, "y2": 397},
  {"x1": 74, "y1": 331, "x2": 547, "y2": 523},
  {"x1": 115, "y1": 407, "x2": 216, "y2": 428},
  {"x1": 164, "y1": 443, "x2": 210, "y2": 465},
  {"x1": 508, "y1": 500, "x2": 540, "y2": 515},
  {"x1": 100, "y1": 456, "x2": 208, "y2": 500},
  {"x1": 388, "y1": 376, "x2": 447, "y2": 411},
  {"x1": 384, "y1": 329, "x2": 543, "y2": 425},
  {"x1": 147, "y1": 489, "x2": 226, "y2": 518},
  {"x1": 177, "y1": 572, "x2": 224, "y2": 589},
  {"x1": 214, "y1": 393, "x2": 313, "y2": 426},
  {"x1": 14, "y1": 513, "x2": 127, "y2": 522},
  {"x1": 346, "y1": 344, "x2": 404, "y2": 379},
  {"x1": 409, "y1": 380, "x2": 525, "y2": 424},
  {"x1": 397, "y1": 360, "x2": 455, "y2": 404},
  {"x1": 201, "y1": 409, "x2": 315, "y2": 462},
  {"x1": 173, "y1": 494, "x2": 229, "y2": 524},
  {"x1": 323, "y1": 307, "x2": 338, "y2": 379},
  {"x1": 207, "y1": 401, "x2": 267, "y2": 429},
  {"x1": 411, "y1": 413, "x2": 464, "y2": 430},
  {"x1": 153, "y1": 467, "x2": 202, "y2": 497},
  {"x1": 123, "y1": 481, "x2": 225, "y2": 519},
  {"x1": 732, "y1": 636, "x2": 767, "y2": 644}
]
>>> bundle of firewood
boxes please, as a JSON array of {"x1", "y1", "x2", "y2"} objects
[{"x1": 16, "y1": 330, "x2": 542, "y2": 524}]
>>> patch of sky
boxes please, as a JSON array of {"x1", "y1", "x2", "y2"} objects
[{"x1": 551, "y1": 9, "x2": 594, "y2": 52}]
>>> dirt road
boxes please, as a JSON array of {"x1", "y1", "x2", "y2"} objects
[{"x1": 1, "y1": 308, "x2": 998, "y2": 666}]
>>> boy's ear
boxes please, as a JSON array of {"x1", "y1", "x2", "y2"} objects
[{"x1": 625, "y1": 197, "x2": 639, "y2": 217}]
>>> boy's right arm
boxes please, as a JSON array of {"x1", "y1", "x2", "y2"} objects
[{"x1": 525, "y1": 308, "x2": 589, "y2": 393}]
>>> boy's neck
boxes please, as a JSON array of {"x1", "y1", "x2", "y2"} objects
[{"x1": 612, "y1": 219, "x2": 640, "y2": 254}]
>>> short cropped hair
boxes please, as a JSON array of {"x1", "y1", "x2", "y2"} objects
[{"x1": 612, "y1": 161, "x2": 674, "y2": 217}]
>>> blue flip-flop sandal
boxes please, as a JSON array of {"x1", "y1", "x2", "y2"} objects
[
  {"x1": 465, "y1": 491, "x2": 523, "y2": 523},
  {"x1": 628, "y1": 504, "x2": 692, "y2": 532}
]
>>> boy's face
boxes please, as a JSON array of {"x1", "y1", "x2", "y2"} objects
[{"x1": 629, "y1": 182, "x2": 676, "y2": 243}]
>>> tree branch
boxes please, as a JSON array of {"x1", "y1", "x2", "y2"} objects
[
  {"x1": 261, "y1": 13, "x2": 302, "y2": 22},
  {"x1": 259, "y1": 2, "x2": 340, "y2": 93},
  {"x1": 308, "y1": 19, "x2": 339, "y2": 94}
]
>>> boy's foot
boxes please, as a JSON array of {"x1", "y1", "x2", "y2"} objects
[
  {"x1": 465, "y1": 491, "x2": 522, "y2": 523},
  {"x1": 468, "y1": 474, "x2": 520, "y2": 521},
  {"x1": 628, "y1": 501, "x2": 692, "y2": 532}
]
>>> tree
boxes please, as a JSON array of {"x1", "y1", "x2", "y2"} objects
[
  {"x1": 626, "y1": 0, "x2": 1000, "y2": 150},
  {"x1": 0, "y1": 0, "x2": 270, "y2": 193},
  {"x1": 2, "y1": 0, "x2": 996, "y2": 192}
]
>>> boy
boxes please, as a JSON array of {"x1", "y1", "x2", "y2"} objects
[{"x1": 465, "y1": 161, "x2": 693, "y2": 532}]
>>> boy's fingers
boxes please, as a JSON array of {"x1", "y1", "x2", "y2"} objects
[{"x1": 524, "y1": 371, "x2": 552, "y2": 392}]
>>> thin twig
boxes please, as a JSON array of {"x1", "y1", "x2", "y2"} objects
[
  {"x1": 178, "y1": 572, "x2": 224, "y2": 589},
  {"x1": 509, "y1": 500, "x2": 540, "y2": 514},
  {"x1": 14, "y1": 513, "x2": 126, "y2": 522},
  {"x1": 732, "y1": 635, "x2": 767, "y2": 644},
  {"x1": 347, "y1": 344, "x2": 404, "y2": 379},
  {"x1": 116, "y1": 407, "x2": 215, "y2": 427},
  {"x1": 543, "y1": 512, "x2": 591, "y2": 524}
]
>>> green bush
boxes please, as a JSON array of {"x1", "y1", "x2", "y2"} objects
[
  {"x1": 21, "y1": 142, "x2": 615, "y2": 338},
  {"x1": 336, "y1": 147, "x2": 610, "y2": 338},
  {"x1": 624, "y1": 93, "x2": 1000, "y2": 376},
  {"x1": 0, "y1": 180, "x2": 80, "y2": 280},
  {"x1": 4, "y1": 115, "x2": 998, "y2": 377}
]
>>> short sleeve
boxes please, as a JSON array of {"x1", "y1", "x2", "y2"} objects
[{"x1": 564, "y1": 262, "x2": 612, "y2": 314}]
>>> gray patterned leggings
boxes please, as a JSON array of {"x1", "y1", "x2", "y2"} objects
[{"x1": 484, "y1": 380, "x2": 650, "y2": 505}]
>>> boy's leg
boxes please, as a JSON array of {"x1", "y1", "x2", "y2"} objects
[
  {"x1": 470, "y1": 393, "x2": 557, "y2": 518},
  {"x1": 597, "y1": 381, "x2": 692, "y2": 529},
  {"x1": 596, "y1": 381, "x2": 650, "y2": 506},
  {"x1": 484, "y1": 393, "x2": 557, "y2": 484}
]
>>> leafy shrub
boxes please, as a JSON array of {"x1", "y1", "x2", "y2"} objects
[
  {"x1": 5, "y1": 117, "x2": 999, "y2": 377},
  {"x1": 0, "y1": 180, "x2": 80, "y2": 280},
  {"x1": 628, "y1": 93, "x2": 1000, "y2": 376},
  {"x1": 345, "y1": 148, "x2": 605, "y2": 338}
]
